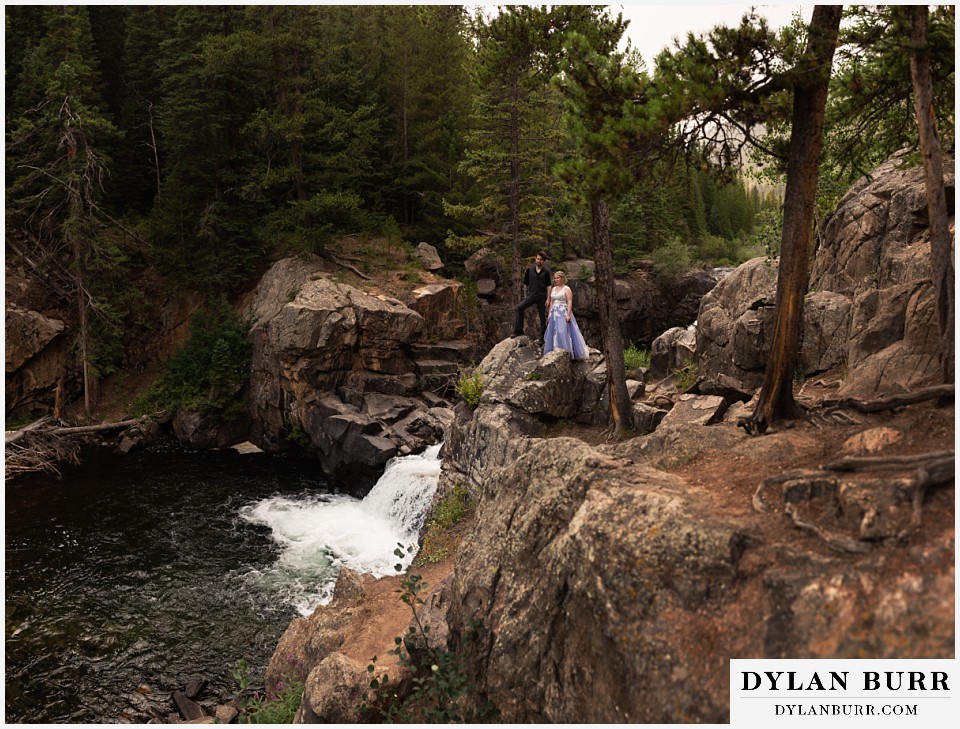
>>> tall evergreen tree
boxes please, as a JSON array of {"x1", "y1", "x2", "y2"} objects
[
  {"x1": 6, "y1": 5, "x2": 121, "y2": 415},
  {"x1": 824, "y1": 5, "x2": 955, "y2": 182},
  {"x1": 557, "y1": 11, "x2": 641, "y2": 435},
  {"x1": 114, "y1": 5, "x2": 173, "y2": 213},
  {"x1": 445, "y1": 6, "x2": 565, "y2": 295},
  {"x1": 906, "y1": 4, "x2": 955, "y2": 384},
  {"x1": 380, "y1": 6, "x2": 473, "y2": 242},
  {"x1": 151, "y1": 5, "x2": 268, "y2": 290}
]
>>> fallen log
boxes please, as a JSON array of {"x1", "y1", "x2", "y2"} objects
[
  {"x1": 5, "y1": 417, "x2": 51, "y2": 445},
  {"x1": 5, "y1": 416, "x2": 155, "y2": 481}
]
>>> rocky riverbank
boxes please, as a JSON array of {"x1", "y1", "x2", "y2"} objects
[
  {"x1": 259, "y1": 152, "x2": 953, "y2": 723},
  {"x1": 5, "y1": 152, "x2": 954, "y2": 723}
]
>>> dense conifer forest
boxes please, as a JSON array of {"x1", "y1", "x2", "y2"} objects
[{"x1": 5, "y1": 5, "x2": 954, "y2": 384}]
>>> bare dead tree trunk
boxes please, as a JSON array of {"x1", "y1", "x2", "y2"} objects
[
  {"x1": 145, "y1": 99, "x2": 161, "y2": 200},
  {"x1": 71, "y1": 236, "x2": 93, "y2": 419},
  {"x1": 591, "y1": 199, "x2": 632, "y2": 434},
  {"x1": 741, "y1": 5, "x2": 842, "y2": 436},
  {"x1": 909, "y1": 4, "x2": 955, "y2": 384}
]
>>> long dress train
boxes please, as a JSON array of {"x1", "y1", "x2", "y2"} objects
[{"x1": 542, "y1": 287, "x2": 589, "y2": 359}]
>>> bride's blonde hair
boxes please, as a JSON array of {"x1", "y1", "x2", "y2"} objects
[{"x1": 553, "y1": 270, "x2": 568, "y2": 285}]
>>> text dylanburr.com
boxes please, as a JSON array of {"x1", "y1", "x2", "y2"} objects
[{"x1": 730, "y1": 659, "x2": 956, "y2": 726}]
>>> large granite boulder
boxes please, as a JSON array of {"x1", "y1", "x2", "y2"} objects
[
  {"x1": 696, "y1": 257, "x2": 779, "y2": 399},
  {"x1": 409, "y1": 283, "x2": 465, "y2": 340},
  {"x1": 477, "y1": 337, "x2": 602, "y2": 419},
  {"x1": 443, "y1": 436, "x2": 752, "y2": 722},
  {"x1": 432, "y1": 419, "x2": 952, "y2": 723},
  {"x1": 650, "y1": 325, "x2": 697, "y2": 380},
  {"x1": 463, "y1": 247, "x2": 505, "y2": 281},
  {"x1": 5, "y1": 305, "x2": 70, "y2": 417},
  {"x1": 245, "y1": 257, "x2": 442, "y2": 486},
  {"x1": 810, "y1": 151, "x2": 953, "y2": 396},
  {"x1": 696, "y1": 153, "x2": 953, "y2": 400},
  {"x1": 414, "y1": 242, "x2": 444, "y2": 272}
]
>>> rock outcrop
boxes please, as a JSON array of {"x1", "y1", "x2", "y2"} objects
[
  {"x1": 698, "y1": 153, "x2": 954, "y2": 400},
  {"x1": 431, "y1": 402, "x2": 953, "y2": 722},
  {"x1": 244, "y1": 256, "x2": 466, "y2": 487},
  {"x1": 5, "y1": 305, "x2": 70, "y2": 418},
  {"x1": 811, "y1": 152, "x2": 953, "y2": 396}
]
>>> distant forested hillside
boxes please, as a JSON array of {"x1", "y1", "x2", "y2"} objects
[{"x1": 5, "y1": 5, "x2": 953, "y2": 380}]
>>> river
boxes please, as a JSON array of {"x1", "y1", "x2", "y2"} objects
[{"x1": 4, "y1": 439, "x2": 441, "y2": 723}]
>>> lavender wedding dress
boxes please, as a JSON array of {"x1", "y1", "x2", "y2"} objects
[{"x1": 542, "y1": 286, "x2": 588, "y2": 359}]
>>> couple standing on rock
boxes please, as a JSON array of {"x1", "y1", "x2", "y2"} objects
[{"x1": 512, "y1": 251, "x2": 589, "y2": 359}]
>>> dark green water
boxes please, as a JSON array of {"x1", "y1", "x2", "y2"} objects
[{"x1": 4, "y1": 442, "x2": 334, "y2": 723}]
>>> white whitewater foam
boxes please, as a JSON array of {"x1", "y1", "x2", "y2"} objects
[{"x1": 238, "y1": 443, "x2": 442, "y2": 615}]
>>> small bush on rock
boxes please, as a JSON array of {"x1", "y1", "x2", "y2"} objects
[
  {"x1": 623, "y1": 344, "x2": 651, "y2": 371},
  {"x1": 674, "y1": 359, "x2": 699, "y2": 391},
  {"x1": 418, "y1": 483, "x2": 474, "y2": 566},
  {"x1": 454, "y1": 368, "x2": 484, "y2": 409},
  {"x1": 232, "y1": 658, "x2": 304, "y2": 724}
]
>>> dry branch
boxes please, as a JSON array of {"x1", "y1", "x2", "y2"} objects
[{"x1": 5, "y1": 416, "x2": 152, "y2": 481}]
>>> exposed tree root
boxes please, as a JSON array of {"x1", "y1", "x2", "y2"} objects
[
  {"x1": 752, "y1": 450, "x2": 954, "y2": 553},
  {"x1": 320, "y1": 250, "x2": 372, "y2": 280},
  {"x1": 820, "y1": 384, "x2": 953, "y2": 415}
]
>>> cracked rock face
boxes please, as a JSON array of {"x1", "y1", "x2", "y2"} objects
[
  {"x1": 5, "y1": 305, "x2": 69, "y2": 417},
  {"x1": 697, "y1": 152, "x2": 954, "y2": 400},
  {"x1": 244, "y1": 256, "x2": 449, "y2": 487},
  {"x1": 443, "y1": 436, "x2": 753, "y2": 723}
]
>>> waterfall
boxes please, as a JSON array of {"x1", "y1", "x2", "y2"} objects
[{"x1": 237, "y1": 444, "x2": 442, "y2": 616}]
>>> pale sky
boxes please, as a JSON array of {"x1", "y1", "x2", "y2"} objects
[{"x1": 616, "y1": 3, "x2": 812, "y2": 68}]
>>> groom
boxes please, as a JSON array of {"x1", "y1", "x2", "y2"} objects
[{"x1": 512, "y1": 251, "x2": 551, "y2": 340}]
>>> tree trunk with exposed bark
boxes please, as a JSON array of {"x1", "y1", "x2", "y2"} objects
[
  {"x1": 908, "y1": 4, "x2": 955, "y2": 384},
  {"x1": 741, "y1": 5, "x2": 843, "y2": 435},
  {"x1": 591, "y1": 199, "x2": 632, "y2": 434}
]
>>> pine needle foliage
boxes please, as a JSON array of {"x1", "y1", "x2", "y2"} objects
[{"x1": 135, "y1": 297, "x2": 251, "y2": 420}]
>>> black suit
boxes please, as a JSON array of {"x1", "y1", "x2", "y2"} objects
[{"x1": 513, "y1": 264, "x2": 552, "y2": 337}]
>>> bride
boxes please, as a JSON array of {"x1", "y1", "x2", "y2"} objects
[{"x1": 543, "y1": 270, "x2": 589, "y2": 360}]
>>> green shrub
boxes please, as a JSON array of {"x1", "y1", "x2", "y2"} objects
[
  {"x1": 429, "y1": 482, "x2": 473, "y2": 530},
  {"x1": 651, "y1": 237, "x2": 693, "y2": 281},
  {"x1": 747, "y1": 207, "x2": 784, "y2": 260},
  {"x1": 623, "y1": 344, "x2": 651, "y2": 371},
  {"x1": 674, "y1": 359, "x2": 699, "y2": 391},
  {"x1": 135, "y1": 296, "x2": 251, "y2": 420},
  {"x1": 454, "y1": 368, "x2": 484, "y2": 409},
  {"x1": 232, "y1": 658, "x2": 304, "y2": 724},
  {"x1": 417, "y1": 482, "x2": 474, "y2": 566}
]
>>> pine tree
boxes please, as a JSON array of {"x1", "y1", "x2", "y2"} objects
[
  {"x1": 906, "y1": 4, "x2": 955, "y2": 384},
  {"x1": 381, "y1": 5, "x2": 474, "y2": 243},
  {"x1": 556, "y1": 10, "x2": 640, "y2": 435},
  {"x1": 6, "y1": 5, "x2": 121, "y2": 415},
  {"x1": 113, "y1": 5, "x2": 173, "y2": 213},
  {"x1": 824, "y1": 5, "x2": 955, "y2": 182},
  {"x1": 151, "y1": 5, "x2": 269, "y2": 290},
  {"x1": 742, "y1": 5, "x2": 843, "y2": 435}
]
